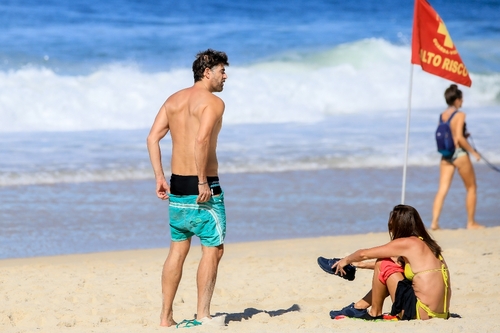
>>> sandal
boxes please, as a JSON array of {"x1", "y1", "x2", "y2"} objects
[{"x1": 176, "y1": 319, "x2": 202, "y2": 328}]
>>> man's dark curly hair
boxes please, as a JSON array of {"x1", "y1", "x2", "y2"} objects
[{"x1": 192, "y1": 49, "x2": 229, "y2": 82}]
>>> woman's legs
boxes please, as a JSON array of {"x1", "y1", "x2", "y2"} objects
[
  {"x1": 366, "y1": 259, "x2": 404, "y2": 317},
  {"x1": 353, "y1": 290, "x2": 372, "y2": 310},
  {"x1": 453, "y1": 155, "x2": 484, "y2": 229},
  {"x1": 350, "y1": 259, "x2": 404, "y2": 316},
  {"x1": 431, "y1": 160, "x2": 456, "y2": 230}
]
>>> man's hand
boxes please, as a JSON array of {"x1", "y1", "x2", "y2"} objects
[
  {"x1": 196, "y1": 183, "x2": 212, "y2": 203},
  {"x1": 156, "y1": 178, "x2": 170, "y2": 200}
]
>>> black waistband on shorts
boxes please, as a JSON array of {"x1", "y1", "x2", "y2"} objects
[{"x1": 170, "y1": 174, "x2": 222, "y2": 196}]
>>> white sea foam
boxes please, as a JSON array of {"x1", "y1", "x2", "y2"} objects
[
  {"x1": 1, "y1": 105, "x2": 499, "y2": 187},
  {"x1": 1, "y1": 39, "x2": 499, "y2": 133},
  {"x1": 0, "y1": 156, "x2": 435, "y2": 187}
]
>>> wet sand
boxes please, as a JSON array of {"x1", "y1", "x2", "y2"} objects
[{"x1": 1, "y1": 165, "x2": 499, "y2": 259}]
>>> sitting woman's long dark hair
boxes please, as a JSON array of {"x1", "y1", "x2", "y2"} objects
[{"x1": 388, "y1": 205, "x2": 442, "y2": 257}]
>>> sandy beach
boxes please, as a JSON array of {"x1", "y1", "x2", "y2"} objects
[{"x1": 1, "y1": 226, "x2": 499, "y2": 333}]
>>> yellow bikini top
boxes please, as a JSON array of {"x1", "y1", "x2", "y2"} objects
[
  {"x1": 404, "y1": 237, "x2": 447, "y2": 281},
  {"x1": 404, "y1": 263, "x2": 416, "y2": 281},
  {"x1": 404, "y1": 255, "x2": 446, "y2": 281}
]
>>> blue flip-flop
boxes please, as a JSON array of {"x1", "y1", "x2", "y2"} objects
[{"x1": 317, "y1": 256, "x2": 356, "y2": 281}]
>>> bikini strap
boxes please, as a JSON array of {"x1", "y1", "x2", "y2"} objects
[
  {"x1": 441, "y1": 262, "x2": 449, "y2": 314},
  {"x1": 437, "y1": 254, "x2": 448, "y2": 312}
]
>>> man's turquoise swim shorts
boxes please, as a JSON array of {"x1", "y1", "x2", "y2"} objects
[{"x1": 168, "y1": 192, "x2": 226, "y2": 247}]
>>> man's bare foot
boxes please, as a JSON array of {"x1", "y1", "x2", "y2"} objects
[
  {"x1": 160, "y1": 313, "x2": 177, "y2": 327},
  {"x1": 467, "y1": 222, "x2": 485, "y2": 230},
  {"x1": 430, "y1": 224, "x2": 440, "y2": 230},
  {"x1": 160, "y1": 319, "x2": 177, "y2": 327}
]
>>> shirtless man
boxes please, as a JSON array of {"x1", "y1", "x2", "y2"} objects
[{"x1": 146, "y1": 49, "x2": 229, "y2": 327}]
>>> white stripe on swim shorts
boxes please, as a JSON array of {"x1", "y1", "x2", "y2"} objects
[{"x1": 169, "y1": 202, "x2": 223, "y2": 245}]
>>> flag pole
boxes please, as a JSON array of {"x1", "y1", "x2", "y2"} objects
[{"x1": 401, "y1": 64, "x2": 414, "y2": 204}]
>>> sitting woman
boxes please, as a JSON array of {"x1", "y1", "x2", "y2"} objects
[{"x1": 330, "y1": 204, "x2": 451, "y2": 320}]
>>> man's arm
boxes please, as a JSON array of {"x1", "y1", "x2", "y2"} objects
[
  {"x1": 147, "y1": 104, "x2": 170, "y2": 200},
  {"x1": 194, "y1": 98, "x2": 224, "y2": 203}
]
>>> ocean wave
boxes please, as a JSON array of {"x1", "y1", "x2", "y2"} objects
[
  {"x1": 4, "y1": 153, "x2": 500, "y2": 187},
  {"x1": 1, "y1": 39, "x2": 499, "y2": 132},
  {"x1": 0, "y1": 154, "x2": 498, "y2": 187},
  {"x1": 0, "y1": 159, "x2": 417, "y2": 187},
  {"x1": 2, "y1": 104, "x2": 499, "y2": 187}
]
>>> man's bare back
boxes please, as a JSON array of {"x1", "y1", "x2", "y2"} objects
[
  {"x1": 164, "y1": 85, "x2": 224, "y2": 177},
  {"x1": 147, "y1": 62, "x2": 227, "y2": 203}
]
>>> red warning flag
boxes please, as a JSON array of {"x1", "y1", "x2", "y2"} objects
[{"x1": 411, "y1": 0, "x2": 472, "y2": 87}]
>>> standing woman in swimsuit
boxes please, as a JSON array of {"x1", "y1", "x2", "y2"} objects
[
  {"x1": 328, "y1": 205, "x2": 451, "y2": 320},
  {"x1": 431, "y1": 84, "x2": 483, "y2": 230}
]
